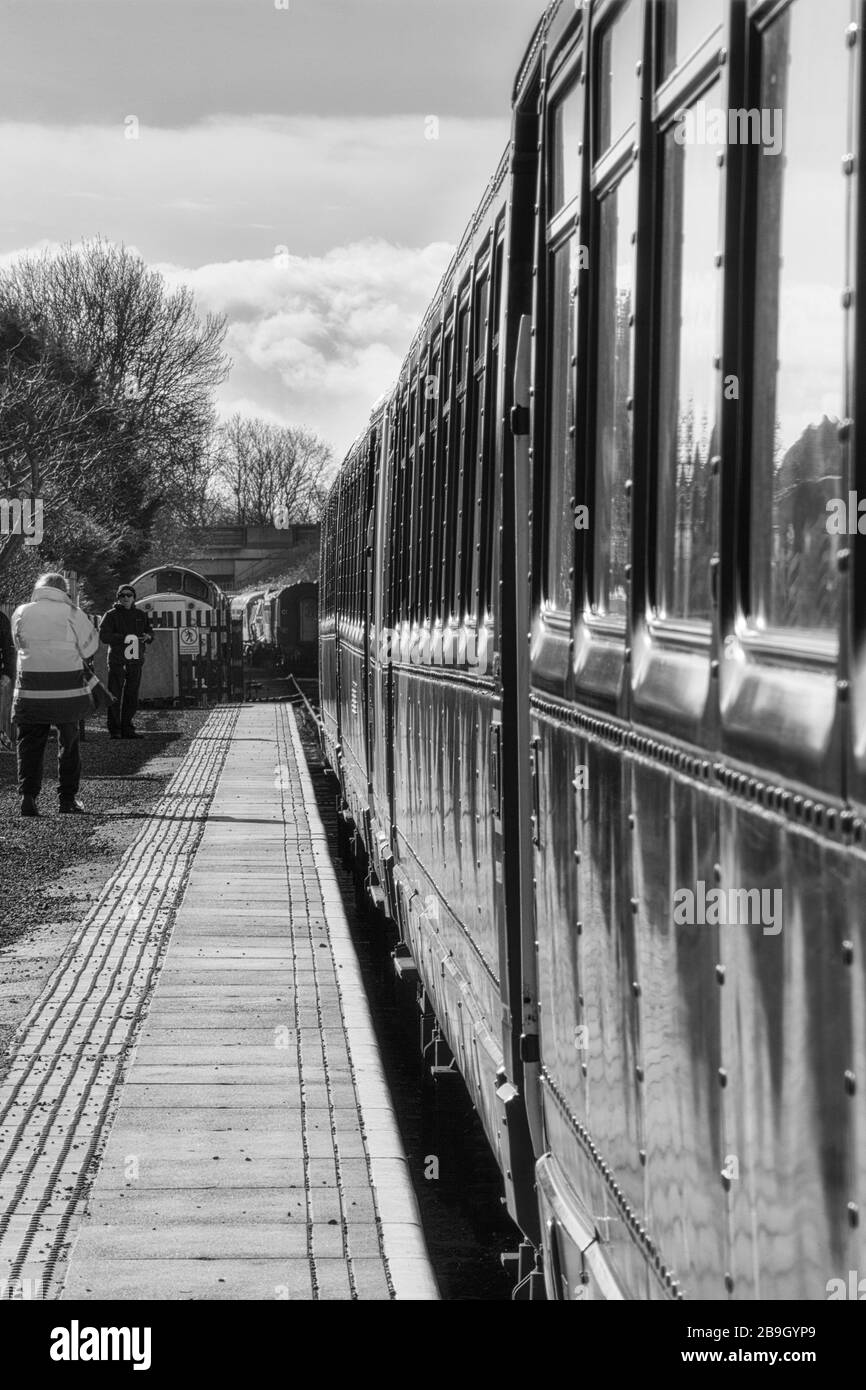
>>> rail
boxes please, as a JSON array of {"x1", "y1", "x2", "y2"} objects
[{"x1": 287, "y1": 672, "x2": 322, "y2": 731}]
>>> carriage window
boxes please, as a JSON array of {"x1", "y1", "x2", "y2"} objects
[
  {"x1": 452, "y1": 299, "x2": 471, "y2": 611},
  {"x1": 592, "y1": 169, "x2": 635, "y2": 621},
  {"x1": 388, "y1": 432, "x2": 401, "y2": 625},
  {"x1": 457, "y1": 303, "x2": 470, "y2": 385},
  {"x1": 422, "y1": 346, "x2": 440, "y2": 619},
  {"x1": 597, "y1": 0, "x2": 642, "y2": 157},
  {"x1": 492, "y1": 254, "x2": 503, "y2": 345},
  {"x1": 658, "y1": 0, "x2": 725, "y2": 82},
  {"x1": 474, "y1": 275, "x2": 489, "y2": 366},
  {"x1": 393, "y1": 400, "x2": 408, "y2": 623},
  {"x1": 436, "y1": 331, "x2": 453, "y2": 620},
  {"x1": 438, "y1": 406, "x2": 453, "y2": 619},
  {"x1": 551, "y1": 78, "x2": 583, "y2": 214},
  {"x1": 546, "y1": 236, "x2": 578, "y2": 612},
  {"x1": 160, "y1": 570, "x2": 184, "y2": 594},
  {"x1": 468, "y1": 274, "x2": 490, "y2": 615},
  {"x1": 469, "y1": 370, "x2": 486, "y2": 615},
  {"x1": 481, "y1": 248, "x2": 505, "y2": 618},
  {"x1": 749, "y1": 0, "x2": 847, "y2": 636},
  {"x1": 656, "y1": 89, "x2": 722, "y2": 624},
  {"x1": 184, "y1": 575, "x2": 211, "y2": 603},
  {"x1": 428, "y1": 347, "x2": 440, "y2": 433}
]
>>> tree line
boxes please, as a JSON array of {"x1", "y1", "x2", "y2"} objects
[{"x1": 0, "y1": 239, "x2": 334, "y2": 609}]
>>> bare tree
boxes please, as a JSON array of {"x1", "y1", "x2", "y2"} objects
[
  {"x1": 0, "y1": 238, "x2": 230, "y2": 499},
  {"x1": 212, "y1": 416, "x2": 334, "y2": 526},
  {"x1": 0, "y1": 240, "x2": 231, "y2": 604}
]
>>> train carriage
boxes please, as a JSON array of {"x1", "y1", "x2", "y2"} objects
[
  {"x1": 320, "y1": 0, "x2": 865, "y2": 1301},
  {"x1": 231, "y1": 589, "x2": 273, "y2": 649},
  {"x1": 269, "y1": 582, "x2": 319, "y2": 674}
]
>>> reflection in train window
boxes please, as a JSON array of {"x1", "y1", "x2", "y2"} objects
[
  {"x1": 658, "y1": 0, "x2": 725, "y2": 84},
  {"x1": 452, "y1": 297, "x2": 471, "y2": 612},
  {"x1": 592, "y1": 169, "x2": 635, "y2": 622},
  {"x1": 474, "y1": 275, "x2": 489, "y2": 367},
  {"x1": 551, "y1": 77, "x2": 583, "y2": 216},
  {"x1": 749, "y1": 0, "x2": 848, "y2": 637},
  {"x1": 436, "y1": 329, "x2": 454, "y2": 621},
  {"x1": 656, "y1": 87, "x2": 722, "y2": 624},
  {"x1": 482, "y1": 246, "x2": 505, "y2": 619},
  {"x1": 546, "y1": 236, "x2": 578, "y2": 613},
  {"x1": 596, "y1": 0, "x2": 642, "y2": 157}
]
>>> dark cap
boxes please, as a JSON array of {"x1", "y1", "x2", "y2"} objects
[{"x1": 117, "y1": 584, "x2": 136, "y2": 600}]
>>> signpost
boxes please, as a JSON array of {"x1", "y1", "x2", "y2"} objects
[{"x1": 178, "y1": 626, "x2": 204, "y2": 655}]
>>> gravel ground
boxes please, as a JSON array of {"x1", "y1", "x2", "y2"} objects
[{"x1": 0, "y1": 706, "x2": 211, "y2": 1073}]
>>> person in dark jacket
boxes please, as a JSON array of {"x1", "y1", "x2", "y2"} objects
[
  {"x1": 99, "y1": 584, "x2": 153, "y2": 738},
  {"x1": 0, "y1": 607, "x2": 15, "y2": 751}
]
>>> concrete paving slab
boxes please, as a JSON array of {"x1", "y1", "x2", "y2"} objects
[
  {"x1": 84, "y1": 1188, "x2": 310, "y2": 1226},
  {"x1": 70, "y1": 1223, "x2": 310, "y2": 1261},
  {"x1": 62, "y1": 1258, "x2": 314, "y2": 1301}
]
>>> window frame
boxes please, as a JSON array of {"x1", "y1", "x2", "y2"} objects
[
  {"x1": 451, "y1": 283, "x2": 473, "y2": 617},
  {"x1": 480, "y1": 230, "x2": 506, "y2": 627},
  {"x1": 438, "y1": 314, "x2": 456, "y2": 623},
  {"x1": 528, "y1": 30, "x2": 587, "y2": 700},
  {"x1": 542, "y1": 62, "x2": 583, "y2": 627},
  {"x1": 716, "y1": 0, "x2": 851, "y2": 795},
  {"x1": 568, "y1": 0, "x2": 644, "y2": 710},
  {"x1": 467, "y1": 248, "x2": 493, "y2": 623},
  {"x1": 630, "y1": 6, "x2": 727, "y2": 742}
]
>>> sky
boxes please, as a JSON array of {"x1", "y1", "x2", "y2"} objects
[{"x1": 0, "y1": 0, "x2": 539, "y2": 457}]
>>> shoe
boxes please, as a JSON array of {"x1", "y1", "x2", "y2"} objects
[
  {"x1": 108, "y1": 731, "x2": 120, "y2": 740},
  {"x1": 121, "y1": 730, "x2": 142, "y2": 739},
  {"x1": 59, "y1": 799, "x2": 86, "y2": 814},
  {"x1": 20, "y1": 795, "x2": 39, "y2": 817}
]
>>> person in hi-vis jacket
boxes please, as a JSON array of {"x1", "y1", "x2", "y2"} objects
[{"x1": 99, "y1": 584, "x2": 153, "y2": 738}]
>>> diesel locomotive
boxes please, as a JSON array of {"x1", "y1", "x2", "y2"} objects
[{"x1": 320, "y1": 0, "x2": 865, "y2": 1299}]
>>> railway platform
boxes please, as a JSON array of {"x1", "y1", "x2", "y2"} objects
[{"x1": 0, "y1": 704, "x2": 437, "y2": 1301}]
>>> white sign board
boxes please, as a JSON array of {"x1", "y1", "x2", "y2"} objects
[{"x1": 179, "y1": 626, "x2": 205, "y2": 655}]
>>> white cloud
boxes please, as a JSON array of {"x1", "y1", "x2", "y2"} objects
[
  {"x1": 160, "y1": 239, "x2": 455, "y2": 457},
  {"x1": 0, "y1": 114, "x2": 506, "y2": 265},
  {"x1": 0, "y1": 112, "x2": 503, "y2": 456}
]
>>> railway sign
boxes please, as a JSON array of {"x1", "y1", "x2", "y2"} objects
[{"x1": 179, "y1": 626, "x2": 205, "y2": 655}]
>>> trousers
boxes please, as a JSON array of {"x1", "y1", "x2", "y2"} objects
[
  {"x1": 107, "y1": 661, "x2": 143, "y2": 734},
  {"x1": 17, "y1": 721, "x2": 81, "y2": 800}
]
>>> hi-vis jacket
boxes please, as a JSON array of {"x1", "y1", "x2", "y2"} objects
[{"x1": 11, "y1": 585, "x2": 100, "y2": 726}]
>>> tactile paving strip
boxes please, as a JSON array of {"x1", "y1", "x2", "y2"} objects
[{"x1": 0, "y1": 706, "x2": 239, "y2": 1299}]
